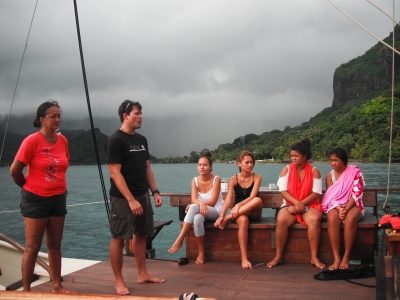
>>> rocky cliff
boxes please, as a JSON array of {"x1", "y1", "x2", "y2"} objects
[{"x1": 332, "y1": 25, "x2": 400, "y2": 108}]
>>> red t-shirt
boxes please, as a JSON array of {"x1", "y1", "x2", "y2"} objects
[{"x1": 15, "y1": 132, "x2": 70, "y2": 197}]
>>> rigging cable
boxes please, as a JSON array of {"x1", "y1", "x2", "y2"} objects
[
  {"x1": 383, "y1": 0, "x2": 395, "y2": 214},
  {"x1": 72, "y1": 0, "x2": 110, "y2": 222},
  {"x1": 0, "y1": 0, "x2": 39, "y2": 164}
]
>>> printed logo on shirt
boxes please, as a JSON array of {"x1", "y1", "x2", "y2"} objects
[
  {"x1": 129, "y1": 145, "x2": 146, "y2": 152},
  {"x1": 43, "y1": 148, "x2": 59, "y2": 182}
]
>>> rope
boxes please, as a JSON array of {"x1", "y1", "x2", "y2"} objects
[
  {"x1": 383, "y1": 0, "x2": 395, "y2": 214},
  {"x1": 72, "y1": 0, "x2": 110, "y2": 222},
  {"x1": 0, "y1": 0, "x2": 39, "y2": 163},
  {"x1": 0, "y1": 200, "x2": 110, "y2": 214}
]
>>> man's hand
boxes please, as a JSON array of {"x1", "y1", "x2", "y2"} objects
[
  {"x1": 154, "y1": 193, "x2": 163, "y2": 207},
  {"x1": 128, "y1": 199, "x2": 143, "y2": 215}
]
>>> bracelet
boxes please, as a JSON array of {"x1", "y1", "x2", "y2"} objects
[{"x1": 151, "y1": 189, "x2": 160, "y2": 196}]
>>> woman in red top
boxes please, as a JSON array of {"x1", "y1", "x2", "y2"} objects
[
  {"x1": 267, "y1": 138, "x2": 325, "y2": 269},
  {"x1": 10, "y1": 101, "x2": 72, "y2": 293}
]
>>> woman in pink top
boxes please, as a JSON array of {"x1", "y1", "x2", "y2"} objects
[
  {"x1": 321, "y1": 147, "x2": 365, "y2": 271},
  {"x1": 10, "y1": 101, "x2": 72, "y2": 293}
]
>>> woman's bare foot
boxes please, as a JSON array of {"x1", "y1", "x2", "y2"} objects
[
  {"x1": 267, "y1": 257, "x2": 282, "y2": 268},
  {"x1": 115, "y1": 280, "x2": 130, "y2": 295},
  {"x1": 328, "y1": 258, "x2": 341, "y2": 271},
  {"x1": 138, "y1": 274, "x2": 165, "y2": 283},
  {"x1": 196, "y1": 252, "x2": 205, "y2": 264},
  {"x1": 311, "y1": 258, "x2": 325, "y2": 269},
  {"x1": 242, "y1": 259, "x2": 252, "y2": 269},
  {"x1": 339, "y1": 257, "x2": 350, "y2": 269},
  {"x1": 52, "y1": 285, "x2": 76, "y2": 294},
  {"x1": 218, "y1": 216, "x2": 230, "y2": 230},
  {"x1": 168, "y1": 240, "x2": 183, "y2": 253}
]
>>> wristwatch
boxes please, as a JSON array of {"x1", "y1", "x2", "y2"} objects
[{"x1": 152, "y1": 189, "x2": 160, "y2": 196}]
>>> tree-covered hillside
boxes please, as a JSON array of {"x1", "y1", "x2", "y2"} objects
[{"x1": 157, "y1": 87, "x2": 400, "y2": 163}]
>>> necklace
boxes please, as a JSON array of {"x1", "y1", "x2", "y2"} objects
[
  {"x1": 242, "y1": 186, "x2": 247, "y2": 196},
  {"x1": 120, "y1": 127, "x2": 129, "y2": 134}
]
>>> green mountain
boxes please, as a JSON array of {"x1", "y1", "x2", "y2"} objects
[{"x1": 157, "y1": 26, "x2": 400, "y2": 164}]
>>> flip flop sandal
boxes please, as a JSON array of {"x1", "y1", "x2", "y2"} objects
[
  {"x1": 178, "y1": 257, "x2": 189, "y2": 265},
  {"x1": 179, "y1": 292, "x2": 199, "y2": 300}
]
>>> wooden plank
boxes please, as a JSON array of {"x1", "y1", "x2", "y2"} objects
[
  {"x1": 170, "y1": 190, "x2": 379, "y2": 208},
  {"x1": 0, "y1": 291, "x2": 216, "y2": 300},
  {"x1": 29, "y1": 258, "x2": 376, "y2": 300}
]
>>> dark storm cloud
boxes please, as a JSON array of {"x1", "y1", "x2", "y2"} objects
[{"x1": 1, "y1": 0, "x2": 398, "y2": 157}]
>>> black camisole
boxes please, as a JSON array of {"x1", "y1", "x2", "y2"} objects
[{"x1": 233, "y1": 173, "x2": 259, "y2": 205}]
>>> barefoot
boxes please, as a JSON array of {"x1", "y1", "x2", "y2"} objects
[
  {"x1": 196, "y1": 252, "x2": 205, "y2": 264},
  {"x1": 218, "y1": 217, "x2": 229, "y2": 230},
  {"x1": 328, "y1": 258, "x2": 341, "y2": 271},
  {"x1": 138, "y1": 273, "x2": 165, "y2": 283},
  {"x1": 311, "y1": 258, "x2": 325, "y2": 269},
  {"x1": 242, "y1": 259, "x2": 252, "y2": 269},
  {"x1": 115, "y1": 280, "x2": 130, "y2": 295},
  {"x1": 339, "y1": 257, "x2": 350, "y2": 270},
  {"x1": 267, "y1": 257, "x2": 282, "y2": 268},
  {"x1": 52, "y1": 285, "x2": 77, "y2": 294},
  {"x1": 168, "y1": 240, "x2": 183, "y2": 253}
]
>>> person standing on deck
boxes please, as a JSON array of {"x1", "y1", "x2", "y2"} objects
[{"x1": 105, "y1": 100, "x2": 164, "y2": 296}]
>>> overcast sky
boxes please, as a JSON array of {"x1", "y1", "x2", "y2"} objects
[{"x1": 1, "y1": 0, "x2": 399, "y2": 158}]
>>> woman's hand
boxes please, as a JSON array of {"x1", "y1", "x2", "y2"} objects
[
  {"x1": 185, "y1": 204, "x2": 191, "y2": 213},
  {"x1": 338, "y1": 207, "x2": 347, "y2": 221},
  {"x1": 287, "y1": 206, "x2": 297, "y2": 215},
  {"x1": 231, "y1": 205, "x2": 240, "y2": 220},
  {"x1": 293, "y1": 202, "x2": 305, "y2": 214},
  {"x1": 199, "y1": 202, "x2": 209, "y2": 216}
]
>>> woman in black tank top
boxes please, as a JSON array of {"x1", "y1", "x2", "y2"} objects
[{"x1": 214, "y1": 150, "x2": 263, "y2": 269}]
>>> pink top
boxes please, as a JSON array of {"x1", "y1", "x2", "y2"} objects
[
  {"x1": 15, "y1": 132, "x2": 70, "y2": 197},
  {"x1": 321, "y1": 165, "x2": 365, "y2": 215}
]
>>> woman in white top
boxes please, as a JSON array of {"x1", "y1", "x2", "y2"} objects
[
  {"x1": 168, "y1": 151, "x2": 224, "y2": 264},
  {"x1": 267, "y1": 138, "x2": 325, "y2": 269}
]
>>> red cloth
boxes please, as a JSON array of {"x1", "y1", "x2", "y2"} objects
[
  {"x1": 287, "y1": 162, "x2": 322, "y2": 226},
  {"x1": 379, "y1": 214, "x2": 393, "y2": 226},
  {"x1": 15, "y1": 132, "x2": 70, "y2": 197}
]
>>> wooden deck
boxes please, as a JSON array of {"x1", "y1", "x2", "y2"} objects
[{"x1": 18, "y1": 257, "x2": 376, "y2": 300}]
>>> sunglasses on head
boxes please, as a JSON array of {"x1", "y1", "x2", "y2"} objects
[{"x1": 125, "y1": 101, "x2": 137, "y2": 112}]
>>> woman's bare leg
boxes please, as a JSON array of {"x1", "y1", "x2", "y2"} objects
[
  {"x1": 341, "y1": 207, "x2": 363, "y2": 269},
  {"x1": 302, "y1": 208, "x2": 325, "y2": 269},
  {"x1": 235, "y1": 215, "x2": 252, "y2": 268},
  {"x1": 22, "y1": 217, "x2": 47, "y2": 291},
  {"x1": 196, "y1": 235, "x2": 205, "y2": 264},
  {"x1": 327, "y1": 209, "x2": 342, "y2": 270},
  {"x1": 46, "y1": 216, "x2": 74, "y2": 293},
  {"x1": 168, "y1": 222, "x2": 192, "y2": 253},
  {"x1": 267, "y1": 208, "x2": 296, "y2": 268}
]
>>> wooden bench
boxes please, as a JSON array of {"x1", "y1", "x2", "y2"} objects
[{"x1": 169, "y1": 189, "x2": 379, "y2": 264}]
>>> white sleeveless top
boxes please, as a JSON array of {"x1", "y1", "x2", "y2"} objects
[{"x1": 194, "y1": 175, "x2": 224, "y2": 213}]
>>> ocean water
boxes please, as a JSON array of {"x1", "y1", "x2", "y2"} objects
[{"x1": 0, "y1": 162, "x2": 399, "y2": 261}]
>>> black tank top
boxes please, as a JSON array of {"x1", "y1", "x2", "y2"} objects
[{"x1": 233, "y1": 173, "x2": 259, "y2": 205}]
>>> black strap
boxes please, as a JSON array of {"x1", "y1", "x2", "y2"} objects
[{"x1": 313, "y1": 262, "x2": 375, "y2": 287}]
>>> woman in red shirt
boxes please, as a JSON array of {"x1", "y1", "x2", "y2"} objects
[{"x1": 10, "y1": 101, "x2": 72, "y2": 293}]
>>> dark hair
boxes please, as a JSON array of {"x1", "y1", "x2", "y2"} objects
[
  {"x1": 33, "y1": 100, "x2": 61, "y2": 128},
  {"x1": 290, "y1": 138, "x2": 312, "y2": 160},
  {"x1": 118, "y1": 100, "x2": 142, "y2": 123},
  {"x1": 328, "y1": 147, "x2": 348, "y2": 166},
  {"x1": 198, "y1": 150, "x2": 212, "y2": 171},
  {"x1": 237, "y1": 150, "x2": 255, "y2": 172}
]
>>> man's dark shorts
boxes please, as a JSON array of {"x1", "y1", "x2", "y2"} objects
[
  {"x1": 20, "y1": 189, "x2": 68, "y2": 218},
  {"x1": 109, "y1": 192, "x2": 154, "y2": 239}
]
